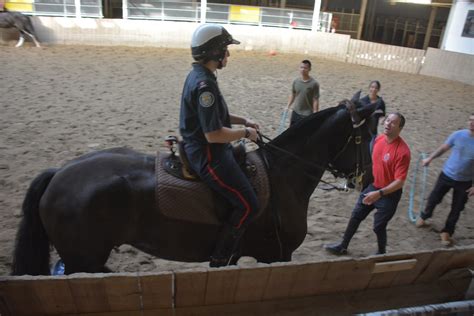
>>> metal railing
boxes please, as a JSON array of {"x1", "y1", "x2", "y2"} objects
[
  {"x1": 5, "y1": 0, "x2": 332, "y2": 32},
  {"x1": 126, "y1": 1, "x2": 332, "y2": 32}
]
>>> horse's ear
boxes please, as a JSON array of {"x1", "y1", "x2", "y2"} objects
[{"x1": 351, "y1": 90, "x2": 362, "y2": 103}]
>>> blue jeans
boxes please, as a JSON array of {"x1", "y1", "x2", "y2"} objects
[{"x1": 341, "y1": 183, "x2": 402, "y2": 252}]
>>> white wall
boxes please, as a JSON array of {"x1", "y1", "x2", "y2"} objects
[
  {"x1": 440, "y1": 0, "x2": 474, "y2": 55},
  {"x1": 28, "y1": 17, "x2": 352, "y2": 62}
]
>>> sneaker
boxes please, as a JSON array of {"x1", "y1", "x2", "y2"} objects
[
  {"x1": 324, "y1": 243, "x2": 347, "y2": 255},
  {"x1": 415, "y1": 217, "x2": 426, "y2": 228},
  {"x1": 440, "y1": 232, "x2": 453, "y2": 246}
]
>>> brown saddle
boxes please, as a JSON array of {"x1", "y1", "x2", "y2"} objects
[
  {"x1": 155, "y1": 146, "x2": 270, "y2": 225},
  {"x1": 162, "y1": 138, "x2": 248, "y2": 181}
]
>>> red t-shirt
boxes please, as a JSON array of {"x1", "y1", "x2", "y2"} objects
[{"x1": 372, "y1": 135, "x2": 411, "y2": 188}]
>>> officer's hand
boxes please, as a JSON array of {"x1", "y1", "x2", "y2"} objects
[
  {"x1": 247, "y1": 127, "x2": 258, "y2": 142},
  {"x1": 245, "y1": 119, "x2": 260, "y2": 131}
]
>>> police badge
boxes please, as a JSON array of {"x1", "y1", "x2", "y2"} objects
[{"x1": 199, "y1": 91, "x2": 215, "y2": 108}]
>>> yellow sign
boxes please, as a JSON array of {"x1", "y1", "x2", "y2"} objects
[
  {"x1": 229, "y1": 5, "x2": 260, "y2": 24},
  {"x1": 5, "y1": 0, "x2": 33, "y2": 12}
]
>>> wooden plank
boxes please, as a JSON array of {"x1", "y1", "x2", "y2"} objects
[
  {"x1": 262, "y1": 264, "x2": 303, "y2": 300},
  {"x1": 64, "y1": 312, "x2": 144, "y2": 316},
  {"x1": 391, "y1": 251, "x2": 433, "y2": 286},
  {"x1": 288, "y1": 262, "x2": 329, "y2": 297},
  {"x1": 233, "y1": 266, "x2": 270, "y2": 303},
  {"x1": 68, "y1": 274, "x2": 110, "y2": 313},
  {"x1": 371, "y1": 259, "x2": 417, "y2": 274},
  {"x1": 444, "y1": 248, "x2": 474, "y2": 272},
  {"x1": 139, "y1": 272, "x2": 173, "y2": 309},
  {"x1": 367, "y1": 270, "x2": 399, "y2": 289},
  {"x1": 32, "y1": 278, "x2": 77, "y2": 314},
  {"x1": 0, "y1": 278, "x2": 44, "y2": 316},
  {"x1": 314, "y1": 259, "x2": 372, "y2": 294},
  {"x1": 205, "y1": 267, "x2": 240, "y2": 305},
  {"x1": 176, "y1": 280, "x2": 469, "y2": 316},
  {"x1": 415, "y1": 250, "x2": 455, "y2": 283},
  {"x1": 176, "y1": 292, "x2": 350, "y2": 316},
  {"x1": 103, "y1": 275, "x2": 141, "y2": 311},
  {"x1": 174, "y1": 269, "x2": 207, "y2": 307},
  {"x1": 349, "y1": 280, "x2": 465, "y2": 313},
  {"x1": 366, "y1": 254, "x2": 416, "y2": 289},
  {"x1": 63, "y1": 310, "x2": 173, "y2": 316}
]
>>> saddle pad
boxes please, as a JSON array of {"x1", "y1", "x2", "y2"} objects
[{"x1": 156, "y1": 150, "x2": 270, "y2": 225}]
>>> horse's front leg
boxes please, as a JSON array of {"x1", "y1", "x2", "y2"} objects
[{"x1": 15, "y1": 33, "x2": 25, "y2": 47}]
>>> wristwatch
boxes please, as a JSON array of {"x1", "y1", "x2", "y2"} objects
[
  {"x1": 378, "y1": 189, "x2": 384, "y2": 197},
  {"x1": 244, "y1": 128, "x2": 251, "y2": 138}
]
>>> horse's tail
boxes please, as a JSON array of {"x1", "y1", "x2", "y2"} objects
[{"x1": 11, "y1": 168, "x2": 57, "y2": 275}]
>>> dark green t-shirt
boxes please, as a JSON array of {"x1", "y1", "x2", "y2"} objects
[{"x1": 292, "y1": 77, "x2": 319, "y2": 116}]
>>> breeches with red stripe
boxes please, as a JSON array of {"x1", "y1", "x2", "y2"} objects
[{"x1": 186, "y1": 144, "x2": 258, "y2": 229}]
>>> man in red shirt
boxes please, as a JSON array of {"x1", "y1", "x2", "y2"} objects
[{"x1": 325, "y1": 113, "x2": 411, "y2": 255}]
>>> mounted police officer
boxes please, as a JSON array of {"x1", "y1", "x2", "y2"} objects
[{"x1": 179, "y1": 24, "x2": 260, "y2": 267}]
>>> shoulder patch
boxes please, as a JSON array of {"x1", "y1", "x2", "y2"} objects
[{"x1": 199, "y1": 91, "x2": 215, "y2": 108}]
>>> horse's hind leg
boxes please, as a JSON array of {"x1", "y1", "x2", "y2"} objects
[
  {"x1": 15, "y1": 33, "x2": 25, "y2": 48},
  {"x1": 22, "y1": 30, "x2": 40, "y2": 47}
]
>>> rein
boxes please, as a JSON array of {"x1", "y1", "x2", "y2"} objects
[{"x1": 257, "y1": 128, "x2": 364, "y2": 191}]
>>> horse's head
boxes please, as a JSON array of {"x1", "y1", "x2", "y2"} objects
[
  {"x1": 316, "y1": 91, "x2": 377, "y2": 188},
  {"x1": 269, "y1": 93, "x2": 378, "y2": 190}
]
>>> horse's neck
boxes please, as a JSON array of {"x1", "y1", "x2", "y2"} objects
[{"x1": 265, "y1": 140, "x2": 327, "y2": 202}]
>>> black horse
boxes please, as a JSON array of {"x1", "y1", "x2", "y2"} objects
[
  {"x1": 12, "y1": 97, "x2": 376, "y2": 275},
  {"x1": 0, "y1": 10, "x2": 40, "y2": 47}
]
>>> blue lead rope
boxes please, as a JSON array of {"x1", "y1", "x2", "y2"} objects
[
  {"x1": 51, "y1": 259, "x2": 65, "y2": 275},
  {"x1": 277, "y1": 110, "x2": 289, "y2": 135},
  {"x1": 408, "y1": 152, "x2": 429, "y2": 223}
]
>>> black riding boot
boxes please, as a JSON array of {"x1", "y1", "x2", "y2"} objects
[
  {"x1": 210, "y1": 225, "x2": 245, "y2": 268},
  {"x1": 325, "y1": 217, "x2": 360, "y2": 255},
  {"x1": 341, "y1": 217, "x2": 360, "y2": 249},
  {"x1": 375, "y1": 231, "x2": 387, "y2": 255}
]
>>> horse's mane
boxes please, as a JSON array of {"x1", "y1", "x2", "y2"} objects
[{"x1": 271, "y1": 103, "x2": 346, "y2": 148}]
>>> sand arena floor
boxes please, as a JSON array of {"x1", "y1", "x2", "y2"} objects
[{"x1": 0, "y1": 45, "x2": 472, "y2": 274}]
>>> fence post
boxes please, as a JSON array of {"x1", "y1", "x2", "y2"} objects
[
  {"x1": 75, "y1": 0, "x2": 81, "y2": 18},
  {"x1": 200, "y1": 0, "x2": 207, "y2": 23},
  {"x1": 312, "y1": 0, "x2": 321, "y2": 31},
  {"x1": 123, "y1": 0, "x2": 128, "y2": 19}
]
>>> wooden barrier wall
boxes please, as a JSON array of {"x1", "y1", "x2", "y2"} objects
[
  {"x1": 420, "y1": 47, "x2": 474, "y2": 86},
  {"x1": 346, "y1": 39, "x2": 425, "y2": 75},
  {"x1": 1, "y1": 18, "x2": 473, "y2": 85},
  {"x1": 1, "y1": 246, "x2": 473, "y2": 315}
]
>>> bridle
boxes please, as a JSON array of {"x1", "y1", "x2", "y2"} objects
[{"x1": 258, "y1": 101, "x2": 369, "y2": 191}]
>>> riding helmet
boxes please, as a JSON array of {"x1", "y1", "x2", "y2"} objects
[{"x1": 191, "y1": 24, "x2": 240, "y2": 62}]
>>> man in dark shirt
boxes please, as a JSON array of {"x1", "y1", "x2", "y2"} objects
[{"x1": 179, "y1": 24, "x2": 259, "y2": 267}]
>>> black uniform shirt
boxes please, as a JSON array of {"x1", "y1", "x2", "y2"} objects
[{"x1": 179, "y1": 63, "x2": 231, "y2": 145}]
